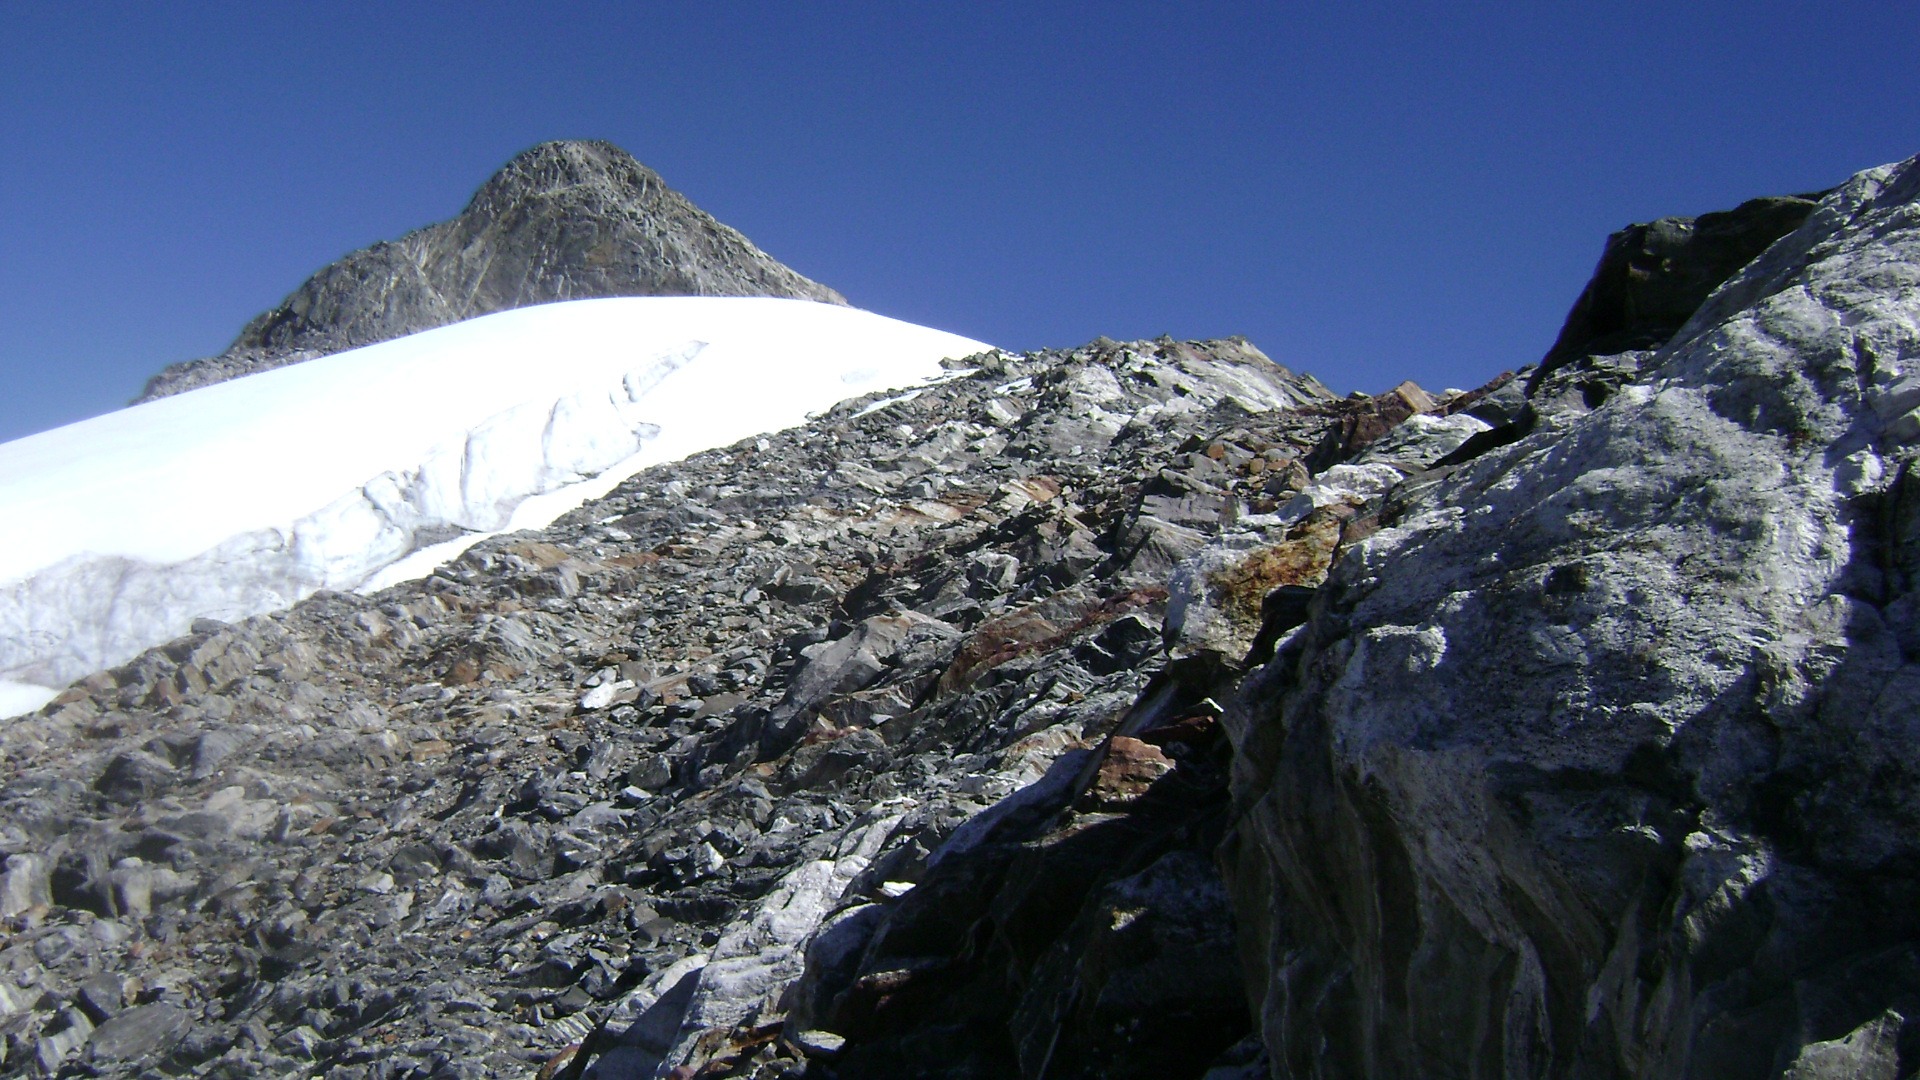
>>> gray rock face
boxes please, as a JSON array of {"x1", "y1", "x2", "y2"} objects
[
  {"x1": 137, "y1": 140, "x2": 847, "y2": 400},
  {"x1": 1221, "y1": 156, "x2": 1920, "y2": 1077}
]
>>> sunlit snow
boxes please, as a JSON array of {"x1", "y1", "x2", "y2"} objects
[{"x1": 0, "y1": 297, "x2": 989, "y2": 713}]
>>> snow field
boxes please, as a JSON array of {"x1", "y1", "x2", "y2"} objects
[{"x1": 0, "y1": 297, "x2": 990, "y2": 709}]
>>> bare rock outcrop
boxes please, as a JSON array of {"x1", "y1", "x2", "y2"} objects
[
  {"x1": 137, "y1": 141, "x2": 847, "y2": 400},
  {"x1": 1535, "y1": 191, "x2": 1825, "y2": 381},
  {"x1": 1222, "y1": 156, "x2": 1920, "y2": 1077}
]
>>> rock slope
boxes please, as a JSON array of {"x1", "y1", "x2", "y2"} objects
[
  {"x1": 138, "y1": 141, "x2": 847, "y2": 400},
  {"x1": 7, "y1": 149, "x2": 1918, "y2": 1080},
  {"x1": 0, "y1": 336, "x2": 1372, "y2": 1077},
  {"x1": 1536, "y1": 192, "x2": 1824, "y2": 376}
]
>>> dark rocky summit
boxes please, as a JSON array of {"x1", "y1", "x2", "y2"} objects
[
  {"x1": 7, "y1": 151, "x2": 1919, "y2": 1079},
  {"x1": 137, "y1": 141, "x2": 847, "y2": 401}
]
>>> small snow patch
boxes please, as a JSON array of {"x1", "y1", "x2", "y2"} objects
[{"x1": 0, "y1": 680, "x2": 58, "y2": 720}]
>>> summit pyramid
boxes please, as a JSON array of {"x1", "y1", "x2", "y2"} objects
[{"x1": 138, "y1": 140, "x2": 847, "y2": 400}]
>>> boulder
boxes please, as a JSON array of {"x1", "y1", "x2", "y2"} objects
[{"x1": 1536, "y1": 192, "x2": 1825, "y2": 378}]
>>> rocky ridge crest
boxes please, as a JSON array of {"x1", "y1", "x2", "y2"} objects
[{"x1": 137, "y1": 141, "x2": 847, "y2": 401}]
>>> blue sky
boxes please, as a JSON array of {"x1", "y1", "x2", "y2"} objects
[{"x1": 1, "y1": 2, "x2": 1916, "y2": 443}]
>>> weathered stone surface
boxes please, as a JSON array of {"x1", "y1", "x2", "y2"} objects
[
  {"x1": 1781, "y1": 1010, "x2": 1903, "y2": 1079},
  {"x1": 1306, "y1": 379, "x2": 1440, "y2": 469},
  {"x1": 0, "y1": 852, "x2": 51, "y2": 918},
  {"x1": 85, "y1": 1002, "x2": 190, "y2": 1063},
  {"x1": 138, "y1": 140, "x2": 848, "y2": 399},
  {"x1": 1222, "y1": 155, "x2": 1920, "y2": 1078},
  {"x1": 790, "y1": 660, "x2": 1246, "y2": 1080},
  {"x1": 1165, "y1": 506, "x2": 1347, "y2": 663}
]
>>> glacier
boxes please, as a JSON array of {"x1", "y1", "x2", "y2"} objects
[{"x1": 0, "y1": 297, "x2": 990, "y2": 715}]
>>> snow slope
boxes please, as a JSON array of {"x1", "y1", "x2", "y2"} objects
[{"x1": 0, "y1": 298, "x2": 990, "y2": 713}]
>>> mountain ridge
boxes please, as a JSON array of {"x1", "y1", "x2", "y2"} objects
[{"x1": 3, "y1": 150, "x2": 1918, "y2": 1079}]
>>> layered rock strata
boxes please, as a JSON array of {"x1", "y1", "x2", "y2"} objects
[{"x1": 138, "y1": 141, "x2": 847, "y2": 400}]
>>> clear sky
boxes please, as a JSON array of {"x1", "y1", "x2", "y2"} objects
[{"x1": 2, "y1": 2, "x2": 1916, "y2": 443}]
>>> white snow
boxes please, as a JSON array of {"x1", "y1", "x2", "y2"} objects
[
  {"x1": 0, "y1": 297, "x2": 989, "y2": 711},
  {"x1": 851, "y1": 388, "x2": 924, "y2": 418},
  {"x1": 0, "y1": 681, "x2": 58, "y2": 720}
]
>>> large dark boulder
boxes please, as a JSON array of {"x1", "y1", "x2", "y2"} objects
[{"x1": 1531, "y1": 192, "x2": 1825, "y2": 390}]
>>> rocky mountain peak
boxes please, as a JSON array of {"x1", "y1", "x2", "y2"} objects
[
  {"x1": 136, "y1": 141, "x2": 848, "y2": 401},
  {"x1": 456, "y1": 138, "x2": 675, "y2": 214}
]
